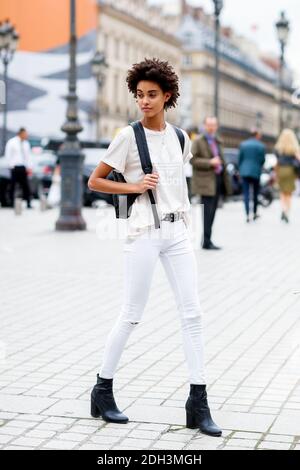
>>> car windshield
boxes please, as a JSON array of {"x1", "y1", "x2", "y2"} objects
[
  {"x1": 84, "y1": 149, "x2": 107, "y2": 167},
  {"x1": 31, "y1": 153, "x2": 56, "y2": 168}
]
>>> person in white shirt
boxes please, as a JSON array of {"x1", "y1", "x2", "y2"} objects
[
  {"x1": 88, "y1": 58, "x2": 222, "y2": 437},
  {"x1": 5, "y1": 128, "x2": 32, "y2": 208}
]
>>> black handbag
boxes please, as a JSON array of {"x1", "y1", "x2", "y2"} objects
[
  {"x1": 110, "y1": 170, "x2": 140, "y2": 219},
  {"x1": 108, "y1": 121, "x2": 185, "y2": 228},
  {"x1": 293, "y1": 158, "x2": 300, "y2": 177}
]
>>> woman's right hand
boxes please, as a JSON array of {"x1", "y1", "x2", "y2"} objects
[
  {"x1": 210, "y1": 156, "x2": 222, "y2": 167},
  {"x1": 136, "y1": 172, "x2": 159, "y2": 193}
]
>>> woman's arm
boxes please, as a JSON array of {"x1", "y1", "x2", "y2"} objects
[{"x1": 88, "y1": 162, "x2": 159, "y2": 194}]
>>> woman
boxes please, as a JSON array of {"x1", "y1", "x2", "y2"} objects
[
  {"x1": 274, "y1": 128, "x2": 300, "y2": 223},
  {"x1": 88, "y1": 58, "x2": 221, "y2": 437}
]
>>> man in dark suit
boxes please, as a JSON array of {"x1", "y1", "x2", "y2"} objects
[
  {"x1": 5, "y1": 127, "x2": 32, "y2": 208},
  {"x1": 238, "y1": 129, "x2": 266, "y2": 222},
  {"x1": 191, "y1": 117, "x2": 231, "y2": 250}
]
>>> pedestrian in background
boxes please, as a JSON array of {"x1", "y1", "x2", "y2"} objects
[
  {"x1": 184, "y1": 128, "x2": 198, "y2": 202},
  {"x1": 274, "y1": 128, "x2": 300, "y2": 223},
  {"x1": 238, "y1": 129, "x2": 266, "y2": 223},
  {"x1": 191, "y1": 117, "x2": 231, "y2": 250},
  {"x1": 5, "y1": 127, "x2": 32, "y2": 209},
  {"x1": 47, "y1": 157, "x2": 61, "y2": 208}
]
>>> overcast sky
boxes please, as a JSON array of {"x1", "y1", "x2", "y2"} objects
[{"x1": 150, "y1": 0, "x2": 300, "y2": 84}]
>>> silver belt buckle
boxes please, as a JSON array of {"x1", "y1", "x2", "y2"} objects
[{"x1": 162, "y1": 212, "x2": 183, "y2": 222}]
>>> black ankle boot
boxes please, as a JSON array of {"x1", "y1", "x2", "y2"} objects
[
  {"x1": 90, "y1": 374, "x2": 129, "y2": 423},
  {"x1": 185, "y1": 384, "x2": 222, "y2": 437}
]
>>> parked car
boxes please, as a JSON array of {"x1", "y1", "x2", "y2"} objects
[
  {"x1": 0, "y1": 152, "x2": 57, "y2": 206},
  {"x1": 29, "y1": 152, "x2": 57, "y2": 198},
  {"x1": 223, "y1": 148, "x2": 242, "y2": 196},
  {"x1": 0, "y1": 156, "x2": 12, "y2": 206},
  {"x1": 0, "y1": 143, "x2": 115, "y2": 207},
  {"x1": 40, "y1": 138, "x2": 114, "y2": 207},
  {"x1": 41, "y1": 137, "x2": 111, "y2": 153},
  {"x1": 82, "y1": 148, "x2": 113, "y2": 207},
  {"x1": 223, "y1": 149, "x2": 278, "y2": 200}
]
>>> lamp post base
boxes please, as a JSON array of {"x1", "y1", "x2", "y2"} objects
[
  {"x1": 55, "y1": 212, "x2": 86, "y2": 231},
  {"x1": 55, "y1": 147, "x2": 86, "y2": 232}
]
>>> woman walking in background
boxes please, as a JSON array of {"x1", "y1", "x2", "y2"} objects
[{"x1": 274, "y1": 129, "x2": 300, "y2": 223}]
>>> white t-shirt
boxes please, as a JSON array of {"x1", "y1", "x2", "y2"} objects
[
  {"x1": 99, "y1": 122, "x2": 193, "y2": 239},
  {"x1": 5, "y1": 136, "x2": 32, "y2": 169}
]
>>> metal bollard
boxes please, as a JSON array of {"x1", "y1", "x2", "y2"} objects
[
  {"x1": 14, "y1": 197, "x2": 22, "y2": 215},
  {"x1": 39, "y1": 193, "x2": 47, "y2": 211}
]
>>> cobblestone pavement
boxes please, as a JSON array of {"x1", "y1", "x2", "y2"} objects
[{"x1": 0, "y1": 198, "x2": 299, "y2": 450}]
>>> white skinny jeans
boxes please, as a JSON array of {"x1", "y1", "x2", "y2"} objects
[{"x1": 100, "y1": 219, "x2": 206, "y2": 384}]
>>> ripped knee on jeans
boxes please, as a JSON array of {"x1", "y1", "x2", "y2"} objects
[
  {"x1": 181, "y1": 312, "x2": 203, "y2": 325},
  {"x1": 119, "y1": 308, "x2": 142, "y2": 326}
]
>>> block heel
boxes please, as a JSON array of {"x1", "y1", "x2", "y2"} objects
[
  {"x1": 186, "y1": 410, "x2": 197, "y2": 429},
  {"x1": 91, "y1": 398, "x2": 101, "y2": 418}
]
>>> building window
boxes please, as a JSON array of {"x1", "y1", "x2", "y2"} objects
[
  {"x1": 102, "y1": 33, "x2": 108, "y2": 55},
  {"x1": 124, "y1": 40, "x2": 129, "y2": 62},
  {"x1": 183, "y1": 55, "x2": 192, "y2": 65},
  {"x1": 115, "y1": 38, "x2": 120, "y2": 60},
  {"x1": 114, "y1": 73, "x2": 119, "y2": 113}
]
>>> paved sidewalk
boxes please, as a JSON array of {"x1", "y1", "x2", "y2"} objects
[{"x1": 0, "y1": 198, "x2": 299, "y2": 450}]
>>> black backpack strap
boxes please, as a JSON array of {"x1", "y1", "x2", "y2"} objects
[
  {"x1": 131, "y1": 121, "x2": 153, "y2": 173},
  {"x1": 130, "y1": 121, "x2": 160, "y2": 229},
  {"x1": 172, "y1": 125, "x2": 185, "y2": 154}
]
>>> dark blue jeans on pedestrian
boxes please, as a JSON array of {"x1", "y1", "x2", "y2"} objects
[{"x1": 242, "y1": 176, "x2": 260, "y2": 216}]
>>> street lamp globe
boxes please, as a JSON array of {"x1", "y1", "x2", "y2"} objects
[
  {"x1": 10, "y1": 30, "x2": 20, "y2": 52},
  {"x1": 91, "y1": 51, "x2": 106, "y2": 79},
  {"x1": 2, "y1": 20, "x2": 13, "y2": 48},
  {"x1": 91, "y1": 51, "x2": 107, "y2": 141},
  {"x1": 213, "y1": 0, "x2": 224, "y2": 16},
  {"x1": 275, "y1": 11, "x2": 290, "y2": 46},
  {"x1": 0, "y1": 23, "x2": 5, "y2": 48},
  {"x1": 0, "y1": 20, "x2": 19, "y2": 55}
]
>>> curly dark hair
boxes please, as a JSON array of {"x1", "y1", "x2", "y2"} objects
[{"x1": 126, "y1": 58, "x2": 180, "y2": 109}]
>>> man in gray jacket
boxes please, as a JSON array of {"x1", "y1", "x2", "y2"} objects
[{"x1": 191, "y1": 117, "x2": 231, "y2": 250}]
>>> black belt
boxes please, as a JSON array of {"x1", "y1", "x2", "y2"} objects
[{"x1": 161, "y1": 212, "x2": 184, "y2": 222}]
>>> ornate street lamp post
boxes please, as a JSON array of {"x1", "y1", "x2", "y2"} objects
[
  {"x1": 275, "y1": 11, "x2": 290, "y2": 133},
  {"x1": 0, "y1": 20, "x2": 19, "y2": 154},
  {"x1": 55, "y1": 0, "x2": 86, "y2": 231},
  {"x1": 212, "y1": 0, "x2": 224, "y2": 121},
  {"x1": 91, "y1": 50, "x2": 107, "y2": 141}
]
